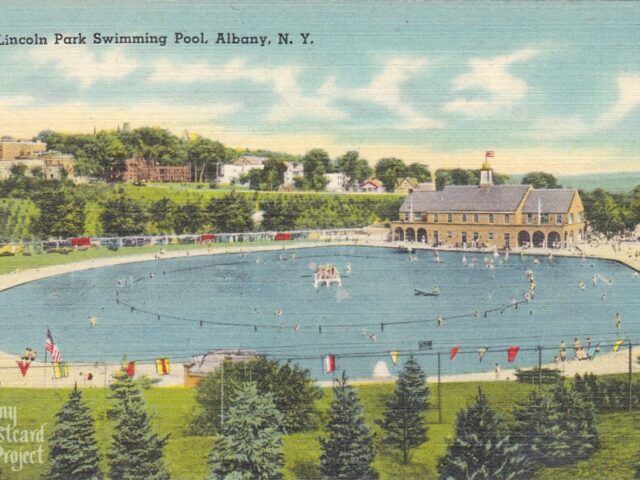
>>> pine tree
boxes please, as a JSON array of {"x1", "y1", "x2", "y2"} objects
[
  {"x1": 320, "y1": 372, "x2": 377, "y2": 480},
  {"x1": 551, "y1": 384, "x2": 600, "y2": 462},
  {"x1": 107, "y1": 370, "x2": 170, "y2": 480},
  {"x1": 377, "y1": 356, "x2": 429, "y2": 464},
  {"x1": 511, "y1": 390, "x2": 568, "y2": 471},
  {"x1": 437, "y1": 388, "x2": 529, "y2": 480},
  {"x1": 47, "y1": 386, "x2": 102, "y2": 480},
  {"x1": 207, "y1": 382, "x2": 284, "y2": 480}
]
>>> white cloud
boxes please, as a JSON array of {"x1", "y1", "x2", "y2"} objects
[
  {"x1": 443, "y1": 48, "x2": 539, "y2": 117},
  {"x1": 28, "y1": 46, "x2": 139, "y2": 88},
  {"x1": 150, "y1": 58, "x2": 345, "y2": 122},
  {"x1": 595, "y1": 74, "x2": 640, "y2": 129}
]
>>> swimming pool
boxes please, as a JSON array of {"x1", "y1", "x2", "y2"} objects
[{"x1": 1, "y1": 246, "x2": 638, "y2": 379}]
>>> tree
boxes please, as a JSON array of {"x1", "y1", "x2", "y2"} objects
[
  {"x1": 320, "y1": 372, "x2": 377, "y2": 480},
  {"x1": 521, "y1": 171, "x2": 561, "y2": 189},
  {"x1": 149, "y1": 197, "x2": 178, "y2": 233},
  {"x1": 583, "y1": 189, "x2": 627, "y2": 236},
  {"x1": 108, "y1": 370, "x2": 170, "y2": 480},
  {"x1": 31, "y1": 189, "x2": 85, "y2": 239},
  {"x1": 374, "y1": 158, "x2": 407, "y2": 192},
  {"x1": 302, "y1": 149, "x2": 331, "y2": 191},
  {"x1": 437, "y1": 388, "x2": 529, "y2": 480},
  {"x1": 47, "y1": 386, "x2": 102, "y2": 480},
  {"x1": 336, "y1": 151, "x2": 373, "y2": 187},
  {"x1": 189, "y1": 357, "x2": 321, "y2": 435},
  {"x1": 188, "y1": 137, "x2": 226, "y2": 182},
  {"x1": 207, "y1": 382, "x2": 284, "y2": 480},
  {"x1": 377, "y1": 357, "x2": 429, "y2": 464},
  {"x1": 206, "y1": 192, "x2": 254, "y2": 232},
  {"x1": 86, "y1": 131, "x2": 128, "y2": 180},
  {"x1": 405, "y1": 163, "x2": 431, "y2": 183},
  {"x1": 173, "y1": 201, "x2": 206, "y2": 234},
  {"x1": 260, "y1": 198, "x2": 298, "y2": 230},
  {"x1": 100, "y1": 195, "x2": 148, "y2": 236}
]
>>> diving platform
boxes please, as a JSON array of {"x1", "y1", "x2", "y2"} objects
[{"x1": 314, "y1": 264, "x2": 342, "y2": 288}]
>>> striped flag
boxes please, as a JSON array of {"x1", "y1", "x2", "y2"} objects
[
  {"x1": 323, "y1": 355, "x2": 336, "y2": 373},
  {"x1": 45, "y1": 328, "x2": 61, "y2": 363},
  {"x1": 155, "y1": 358, "x2": 170, "y2": 375},
  {"x1": 485, "y1": 151, "x2": 495, "y2": 158},
  {"x1": 53, "y1": 362, "x2": 69, "y2": 379}
]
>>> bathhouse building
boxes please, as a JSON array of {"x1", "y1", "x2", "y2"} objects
[{"x1": 391, "y1": 161, "x2": 585, "y2": 249}]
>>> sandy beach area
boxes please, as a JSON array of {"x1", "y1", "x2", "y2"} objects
[{"x1": 0, "y1": 236, "x2": 638, "y2": 388}]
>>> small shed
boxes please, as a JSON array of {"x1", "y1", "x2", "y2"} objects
[{"x1": 183, "y1": 349, "x2": 258, "y2": 387}]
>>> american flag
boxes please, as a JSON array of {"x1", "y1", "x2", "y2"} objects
[
  {"x1": 45, "y1": 328, "x2": 61, "y2": 363},
  {"x1": 485, "y1": 151, "x2": 495, "y2": 158}
]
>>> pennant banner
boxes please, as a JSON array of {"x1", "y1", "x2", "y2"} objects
[
  {"x1": 613, "y1": 340, "x2": 624, "y2": 352},
  {"x1": 53, "y1": 362, "x2": 69, "y2": 379},
  {"x1": 16, "y1": 360, "x2": 30, "y2": 377},
  {"x1": 155, "y1": 358, "x2": 170, "y2": 375},
  {"x1": 478, "y1": 347, "x2": 488, "y2": 362},
  {"x1": 507, "y1": 346, "x2": 520, "y2": 363},
  {"x1": 389, "y1": 351, "x2": 399, "y2": 366},
  {"x1": 323, "y1": 355, "x2": 336, "y2": 374},
  {"x1": 126, "y1": 361, "x2": 135, "y2": 378},
  {"x1": 450, "y1": 346, "x2": 460, "y2": 361}
]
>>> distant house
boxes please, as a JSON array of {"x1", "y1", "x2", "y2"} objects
[
  {"x1": 394, "y1": 177, "x2": 419, "y2": 194},
  {"x1": 122, "y1": 157, "x2": 191, "y2": 183},
  {"x1": 283, "y1": 162, "x2": 304, "y2": 187},
  {"x1": 359, "y1": 178, "x2": 385, "y2": 193},
  {"x1": 324, "y1": 172, "x2": 349, "y2": 192},
  {"x1": 0, "y1": 140, "x2": 46, "y2": 161},
  {"x1": 183, "y1": 349, "x2": 259, "y2": 387},
  {"x1": 220, "y1": 155, "x2": 267, "y2": 184},
  {"x1": 0, "y1": 146, "x2": 76, "y2": 181}
]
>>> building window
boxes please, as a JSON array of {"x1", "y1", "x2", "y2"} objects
[
  {"x1": 578, "y1": 211, "x2": 583, "y2": 222},
  {"x1": 473, "y1": 232, "x2": 479, "y2": 242},
  {"x1": 541, "y1": 213, "x2": 549, "y2": 224},
  {"x1": 462, "y1": 213, "x2": 467, "y2": 223},
  {"x1": 414, "y1": 213, "x2": 420, "y2": 221},
  {"x1": 504, "y1": 214, "x2": 510, "y2": 224},
  {"x1": 488, "y1": 232, "x2": 494, "y2": 240},
  {"x1": 569, "y1": 213, "x2": 574, "y2": 224},
  {"x1": 504, "y1": 233, "x2": 510, "y2": 247},
  {"x1": 474, "y1": 213, "x2": 479, "y2": 223},
  {"x1": 447, "y1": 231, "x2": 453, "y2": 239},
  {"x1": 556, "y1": 213, "x2": 562, "y2": 224},
  {"x1": 489, "y1": 213, "x2": 494, "y2": 223},
  {"x1": 447, "y1": 213, "x2": 453, "y2": 223},
  {"x1": 434, "y1": 213, "x2": 439, "y2": 223},
  {"x1": 526, "y1": 213, "x2": 533, "y2": 224}
]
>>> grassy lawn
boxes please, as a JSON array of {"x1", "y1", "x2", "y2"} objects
[{"x1": 0, "y1": 380, "x2": 636, "y2": 479}]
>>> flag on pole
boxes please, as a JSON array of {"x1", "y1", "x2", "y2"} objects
[
  {"x1": 45, "y1": 328, "x2": 61, "y2": 363},
  {"x1": 155, "y1": 358, "x2": 170, "y2": 375},
  {"x1": 125, "y1": 361, "x2": 135, "y2": 378},
  {"x1": 450, "y1": 346, "x2": 460, "y2": 360},
  {"x1": 478, "y1": 347, "x2": 488, "y2": 362},
  {"x1": 507, "y1": 346, "x2": 520, "y2": 363},
  {"x1": 323, "y1": 355, "x2": 336, "y2": 374},
  {"x1": 53, "y1": 362, "x2": 69, "y2": 379},
  {"x1": 16, "y1": 360, "x2": 30, "y2": 377},
  {"x1": 485, "y1": 151, "x2": 495, "y2": 158},
  {"x1": 390, "y1": 351, "x2": 399, "y2": 366},
  {"x1": 613, "y1": 340, "x2": 624, "y2": 352}
]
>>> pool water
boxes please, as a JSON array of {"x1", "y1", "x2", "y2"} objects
[{"x1": 1, "y1": 246, "x2": 638, "y2": 379}]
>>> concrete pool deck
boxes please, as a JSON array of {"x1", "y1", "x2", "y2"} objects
[{"x1": 0, "y1": 236, "x2": 638, "y2": 388}]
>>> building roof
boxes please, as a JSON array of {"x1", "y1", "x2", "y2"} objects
[
  {"x1": 183, "y1": 349, "x2": 258, "y2": 376},
  {"x1": 234, "y1": 155, "x2": 268, "y2": 166},
  {"x1": 400, "y1": 185, "x2": 530, "y2": 213},
  {"x1": 394, "y1": 177, "x2": 418, "y2": 188},
  {"x1": 522, "y1": 189, "x2": 577, "y2": 213},
  {"x1": 361, "y1": 178, "x2": 382, "y2": 188}
]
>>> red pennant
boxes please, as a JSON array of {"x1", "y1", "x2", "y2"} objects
[
  {"x1": 17, "y1": 360, "x2": 31, "y2": 377},
  {"x1": 450, "y1": 346, "x2": 460, "y2": 360},
  {"x1": 507, "y1": 346, "x2": 520, "y2": 363},
  {"x1": 126, "y1": 361, "x2": 135, "y2": 378}
]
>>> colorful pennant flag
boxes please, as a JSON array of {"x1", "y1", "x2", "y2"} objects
[
  {"x1": 450, "y1": 346, "x2": 460, "y2": 360},
  {"x1": 125, "y1": 361, "x2": 135, "y2": 378},
  {"x1": 53, "y1": 362, "x2": 69, "y2": 379},
  {"x1": 390, "y1": 351, "x2": 399, "y2": 366},
  {"x1": 16, "y1": 360, "x2": 30, "y2": 377},
  {"x1": 613, "y1": 340, "x2": 624, "y2": 352},
  {"x1": 323, "y1": 355, "x2": 336, "y2": 374},
  {"x1": 507, "y1": 346, "x2": 520, "y2": 363},
  {"x1": 478, "y1": 347, "x2": 488, "y2": 362},
  {"x1": 155, "y1": 358, "x2": 170, "y2": 375}
]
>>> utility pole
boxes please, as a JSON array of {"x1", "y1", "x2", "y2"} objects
[
  {"x1": 538, "y1": 345, "x2": 542, "y2": 393},
  {"x1": 437, "y1": 352, "x2": 442, "y2": 424},
  {"x1": 220, "y1": 361, "x2": 225, "y2": 427}
]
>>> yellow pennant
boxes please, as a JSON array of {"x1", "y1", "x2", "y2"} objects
[
  {"x1": 613, "y1": 340, "x2": 624, "y2": 352},
  {"x1": 53, "y1": 362, "x2": 69, "y2": 379},
  {"x1": 390, "y1": 351, "x2": 399, "y2": 366}
]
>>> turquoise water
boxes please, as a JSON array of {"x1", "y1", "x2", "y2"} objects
[{"x1": 1, "y1": 246, "x2": 638, "y2": 379}]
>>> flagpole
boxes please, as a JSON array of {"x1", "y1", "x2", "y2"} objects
[
  {"x1": 43, "y1": 327, "x2": 48, "y2": 387},
  {"x1": 437, "y1": 352, "x2": 442, "y2": 424}
]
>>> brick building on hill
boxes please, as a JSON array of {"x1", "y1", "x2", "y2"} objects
[
  {"x1": 121, "y1": 157, "x2": 192, "y2": 183},
  {"x1": 391, "y1": 161, "x2": 586, "y2": 249}
]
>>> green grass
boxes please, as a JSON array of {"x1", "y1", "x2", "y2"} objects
[{"x1": 0, "y1": 380, "x2": 637, "y2": 479}]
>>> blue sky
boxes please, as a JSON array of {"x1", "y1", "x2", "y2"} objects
[{"x1": 1, "y1": 1, "x2": 640, "y2": 174}]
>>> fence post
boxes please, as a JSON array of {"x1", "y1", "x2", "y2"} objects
[{"x1": 437, "y1": 352, "x2": 442, "y2": 424}]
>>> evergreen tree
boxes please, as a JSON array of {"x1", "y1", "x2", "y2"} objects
[
  {"x1": 320, "y1": 372, "x2": 377, "y2": 480},
  {"x1": 207, "y1": 382, "x2": 284, "y2": 480},
  {"x1": 437, "y1": 388, "x2": 529, "y2": 480},
  {"x1": 32, "y1": 189, "x2": 85, "y2": 239},
  {"x1": 511, "y1": 390, "x2": 568, "y2": 472},
  {"x1": 376, "y1": 356, "x2": 429, "y2": 464},
  {"x1": 107, "y1": 371, "x2": 170, "y2": 480},
  {"x1": 47, "y1": 386, "x2": 102, "y2": 480},
  {"x1": 551, "y1": 384, "x2": 600, "y2": 462}
]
